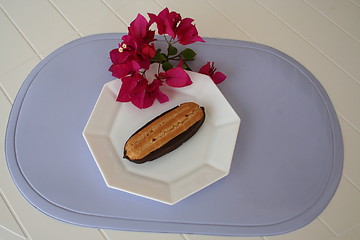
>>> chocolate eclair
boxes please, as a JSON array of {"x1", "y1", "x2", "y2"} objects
[{"x1": 124, "y1": 102, "x2": 205, "y2": 164}]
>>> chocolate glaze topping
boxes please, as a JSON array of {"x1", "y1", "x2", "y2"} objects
[{"x1": 123, "y1": 102, "x2": 205, "y2": 164}]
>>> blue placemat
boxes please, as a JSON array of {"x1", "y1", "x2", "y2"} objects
[{"x1": 5, "y1": 34, "x2": 343, "y2": 236}]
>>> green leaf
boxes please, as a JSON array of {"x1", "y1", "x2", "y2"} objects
[
  {"x1": 168, "y1": 45, "x2": 178, "y2": 56},
  {"x1": 152, "y1": 49, "x2": 166, "y2": 62},
  {"x1": 181, "y1": 48, "x2": 196, "y2": 61},
  {"x1": 162, "y1": 61, "x2": 173, "y2": 71}
]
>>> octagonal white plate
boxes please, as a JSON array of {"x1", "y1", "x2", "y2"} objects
[{"x1": 83, "y1": 69, "x2": 240, "y2": 205}]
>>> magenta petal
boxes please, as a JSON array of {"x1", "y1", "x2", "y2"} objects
[
  {"x1": 148, "y1": 8, "x2": 177, "y2": 38},
  {"x1": 147, "y1": 78, "x2": 162, "y2": 91},
  {"x1": 116, "y1": 74, "x2": 142, "y2": 102},
  {"x1": 130, "y1": 79, "x2": 157, "y2": 109},
  {"x1": 130, "y1": 84, "x2": 146, "y2": 108},
  {"x1": 142, "y1": 93, "x2": 156, "y2": 109},
  {"x1": 147, "y1": 79, "x2": 168, "y2": 104},
  {"x1": 121, "y1": 74, "x2": 140, "y2": 88},
  {"x1": 212, "y1": 71, "x2": 227, "y2": 84},
  {"x1": 110, "y1": 49, "x2": 120, "y2": 63},
  {"x1": 131, "y1": 94, "x2": 145, "y2": 108},
  {"x1": 178, "y1": 18, "x2": 194, "y2": 29},
  {"x1": 198, "y1": 62, "x2": 211, "y2": 75},
  {"x1": 158, "y1": 8, "x2": 176, "y2": 37},
  {"x1": 164, "y1": 67, "x2": 192, "y2": 87},
  {"x1": 176, "y1": 58, "x2": 184, "y2": 68},
  {"x1": 154, "y1": 88, "x2": 169, "y2": 103},
  {"x1": 148, "y1": 13, "x2": 157, "y2": 25},
  {"x1": 110, "y1": 48, "x2": 133, "y2": 64},
  {"x1": 189, "y1": 35, "x2": 205, "y2": 44},
  {"x1": 131, "y1": 60, "x2": 141, "y2": 71},
  {"x1": 178, "y1": 34, "x2": 205, "y2": 45},
  {"x1": 117, "y1": 81, "x2": 135, "y2": 102},
  {"x1": 129, "y1": 14, "x2": 149, "y2": 39},
  {"x1": 109, "y1": 64, "x2": 131, "y2": 79},
  {"x1": 141, "y1": 44, "x2": 156, "y2": 58},
  {"x1": 176, "y1": 18, "x2": 205, "y2": 45},
  {"x1": 118, "y1": 51, "x2": 133, "y2": 64},
  {"x1": 117, "y1": 85, "x2": 132, "y2": 102}
]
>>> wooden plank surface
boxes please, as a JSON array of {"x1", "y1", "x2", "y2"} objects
[{"x1": 1, "y1": 0, "x2": 359, "y2": 239}]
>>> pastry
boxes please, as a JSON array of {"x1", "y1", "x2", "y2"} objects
[{"x1": 124, "y1": 102, "x2": 205, "y2": 164}]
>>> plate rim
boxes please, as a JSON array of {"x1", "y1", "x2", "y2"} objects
[{"x1": 82, "y1": 71, "x2": 241, "y2": 205}]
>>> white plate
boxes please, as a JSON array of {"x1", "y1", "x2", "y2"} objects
[{"x1": 83, "y1": 68, "x2": 240, "y2": 205}]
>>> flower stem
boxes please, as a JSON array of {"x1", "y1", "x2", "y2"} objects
[
  {"x1": 163, "y1": 35, "x2": 170, "y2": 45},
  {"x1": 182, "y1": 59, "x2": 192, "y2": 71}
]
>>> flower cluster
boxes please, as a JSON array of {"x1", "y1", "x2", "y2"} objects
[{"x1": 109, "y1": 8, "x2": 226, "y2": 109}]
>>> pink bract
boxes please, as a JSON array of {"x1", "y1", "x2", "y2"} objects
[
  {"x1": 148, "y1": 8, "x2": 181, "y2": 38},
  {"x1": 163, "y1": 67, "x2": 192, "y2": 87},
  {"x1": 199, "y1": 62, "x2": 227, "y2": 84},
  {"x1": 128, "y1": 14, "x2": 155, "y2": 44},
  {"x1": 148, "y1": 78, "x2": 169, "y2": 103},
  {"x1": 109, "y1": 14, "x2": 156, "y2": 78},
  {"x1": 117, "y1": 73, "x2": 170, "y2": 109},
  {"x1": 109, "y1": 59, "x2": 141, "y2": 79},
  {"x1": 109, "y1": 8, "x2": 226, "y2": 109},
  {"x1": 176, "y1": 18, "x2": 205, "y2": 45},
  {"x1": 117, "y1": 73, "x2": 144, "y2": 102},
  {"x1": 129, "y1": 78, "x2": 153, "y2": 109}
]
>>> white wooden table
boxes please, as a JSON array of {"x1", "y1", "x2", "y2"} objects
[{"x1": 1, "y1": 1, "x2": 359, "y2": 239}]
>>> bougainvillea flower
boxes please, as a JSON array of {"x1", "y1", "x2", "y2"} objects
[
  {"x1": 199, "y1": 62, "x2": 227, "y2": 84},
  {"x1": 117, "y1": 74, "x2": 169, "y2": 108},
  {"x1": 147, "y1": 78, "x2": 169, "y2": 103},
  {"x1": 163, "y1": 67, "x2": 192, "y2": 87},
  {"x1": 138, "y1": 43, "x2": 156, "y2": 68},
  {"x1": 128, "y1": 14, "x2": 156, "y2": 44},
  {"x1": 129, "y1": 78, "x2": 154, "y2": 109},
  {"x1": 176, "y1": 18, "x2": 205, "y2": 45},
  {"x1": 117, "y1": 73, "x2": 144, "y2": 102},
  {"x1": 110, "y1": 46, "x2": 128, "y2": 64},
  {"x1": 148, "y1": 8, "x2": 181, "y2": 38},
  {"x1": 109, "y1": 58, "x2": 141, "y2": 79},
  {"x1": 130, "y1": 78, "x2": 170, "y2": 109},
  {"x1": 109, "y1": 14, "x2": 156, "y2": 78},
  {"x1": 121, "y1": 14, "x2": 156, "y2": 69},
  {"x1": 109, "y1": 8, "x2": 226, "y2": 109}
]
